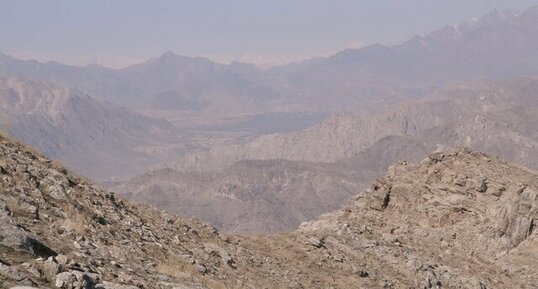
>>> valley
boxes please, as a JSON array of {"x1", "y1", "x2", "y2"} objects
[{"x1": 2, "y1": 3, "x2": 538, "y2": 288}]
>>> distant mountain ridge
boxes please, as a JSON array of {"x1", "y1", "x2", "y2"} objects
[
  {"x1": 111, "y1": 6, "x2": 538, "y2": 237},
  {"x1": 3, "y1": 6, "x2": 538, "y2": 236},
  {"x1": 117, "y1": 159, "x2": 362, "y2": 233},
  {"x1": 266, "y1": 6, "x2": 538, "y2": 109},
  {"x1": 2, "y1": 6, "x2": 538, "y2": 117},
  {"x1": 0, "y1": 51, "x2": 293, "y2": 115}
]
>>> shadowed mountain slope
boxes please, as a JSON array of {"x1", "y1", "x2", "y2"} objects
[
  {"x1": 0, "y1": 77, "x2": 186, "y2": 181},
  {"x1": 117, "y1": 135, "x2": 430, "y2": 233}
]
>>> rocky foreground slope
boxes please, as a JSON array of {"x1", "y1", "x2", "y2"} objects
[{"x1": 1, "y1": 134, "x2": 537, "y2": 288}]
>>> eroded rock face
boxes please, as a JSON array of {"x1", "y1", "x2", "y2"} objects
[
  {"x1": 0, "y1": 135, "x2": 537, "y2": 288},
  {"x1": 298, "y1": 148, "x2": 538, "y2": 288},
  {"x1": 0, "y1": 135, "x2": 226, "y2": 288},
  {"x1": 123, "y1": 77, "x2": 538, "y2": 235}
]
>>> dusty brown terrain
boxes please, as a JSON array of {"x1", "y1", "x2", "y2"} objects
[
  {"x1": 1, "y1": 135, "x2": 536, "y2": 288},
  {"x1": 119, "y1": 78, "x2": 538, "y2": 234},
  {"x1": 116, "y1": 135, "x2": 429, "y2": 233},
  {"x1": 174, "y1": 78, "x2": 538, "y2": 172}
]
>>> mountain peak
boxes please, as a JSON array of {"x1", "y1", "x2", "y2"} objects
[
  {"x1": 154, "y1": 51, "x2": 216, "y2": 65},
  {"x1": 160, "y1": 50, "x2": 178, "y2": 58}
]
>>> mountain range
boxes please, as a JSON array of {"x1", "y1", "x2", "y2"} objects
[
  {"x1": 3, "y1": 6, "x2": 538, "y2": 236},
  {"x1": 3, "y1": 7, "x2": 538, "y2": 119},
  {"x1": 117, "y1": 134, "x2": 429, "y2": 233},
  {"x1": 5, "y1": 3, "x2": 538, "y2": 289},
  {"x1": 118, "y1": 77, "x2": 538, "y2": 233},
  {"x1": 3, "y1": 6, "x2": 538, "y2": 288},
  {"x1": 174, "y1": 77, "x2": 538, "y2": 172}
]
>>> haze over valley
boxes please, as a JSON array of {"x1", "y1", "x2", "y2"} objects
[{"x1": 1, "y1": 2, "x2": 538, "y2": 288}]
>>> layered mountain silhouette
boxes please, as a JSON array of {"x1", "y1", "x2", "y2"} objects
[
  {"x1": 2, "y1": 7, "x2": 538, "y2": 117},
  {"x1": 268, "y1": 8, "x2": 538, "y2": 108}
]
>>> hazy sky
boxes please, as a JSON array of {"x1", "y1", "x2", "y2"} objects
[{"x1": 2, "y1": 0, "x2": 538, "y2": 67}]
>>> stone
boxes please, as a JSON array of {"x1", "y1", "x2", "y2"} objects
[
  {"x1": 357, "y1": 270, "x2": 369, "y2": 278},
  {"x1": 307, "y1": 237, "x2": 324, "y2": 248},
  {"x1": 95, "y1": 282, "x2": 138, "y2": 289},
  {"x1": 54, "y1": 270, "x2": 98, "y2": 289},
  {"x1": 486, "y1": 184, "x2": 505, "y2": 197},
  {"x1": 42, "y1": 256, "x2": 61, "y2": 278},
  {"x1": 20, "y1": 262, "x2": 41, "y2": 279},
  {"x1": 13, "y1": 202, "x2": 39, "y2": 219},
  {"x1": 55, "y1": 272, "x2": 77, "y2": 288},
  {"x1": 44, "y1": 183, "x2": 67, "y2": 201},
  {"x1": 0, "y1": 223, "x2": 57, "y2": 258},
  {"x1": 465, "y1": 178, "x2": 487, "y2": 193},
  {"x1": 203, "y1": 243, "x2": 236, "y2": 267},
  {"x1": 0, "y1": 263, "x2": 25, "y2": 281},
  {"x1": 56, "y1": 254, "x2": 69, "y2": 265},
  {"x1": 195, "y1": 263, "x2": 207, "y2": 274}
]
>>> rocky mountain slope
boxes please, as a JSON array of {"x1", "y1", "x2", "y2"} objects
[
  {"x1": 117, "y1": 135, "x2": 430, "y2": 233},
  {"x1": 117, "y1": 159, "x2": 362, "y2": 234},
  {"x1": 294, "y1": 147, "x2": 538, "y2": 288},
  {"x1": 1, "y1": 135, "x2": 537, "y2": 288},
  {"x1": 174, "y1": 78, "x2": 538, "y2": 172},
  {"x1": 0, "y1": 77, "x2": 189, "y2": 181},
  {"x1": 122, "y1": 78, "x2": 538, "y2": 234}
]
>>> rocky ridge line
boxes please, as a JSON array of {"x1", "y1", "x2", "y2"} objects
[{"x1": 1, "y1": 135, "x2": 537, "y2": 288}]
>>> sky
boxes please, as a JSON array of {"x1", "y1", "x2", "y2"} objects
[{"x1": 1, "y1": 0, "x2": 538, "y2": 68}]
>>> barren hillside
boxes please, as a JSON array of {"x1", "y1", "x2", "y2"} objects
[{"x1": 1, "y1": 135, "x2": 536, "y2": 288}]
